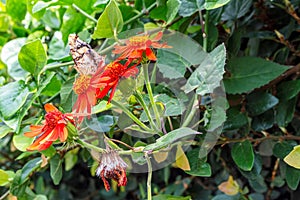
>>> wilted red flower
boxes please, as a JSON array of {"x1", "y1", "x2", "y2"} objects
[
  {"x1": 25, "y1": 104, "x2": 75, "y2": 151},
  {"x1": 96, "y1": 150, "x2": 128, "y2": 191},
  {"x1": 112, "y1": 31, "x2": 171, "y2": 61},
  {"x1": 96, "y1": 61, "x2": 139, "y2": 103},
  {"x1": 72, "y1": 69, "x2": 106, "y2": 122}
]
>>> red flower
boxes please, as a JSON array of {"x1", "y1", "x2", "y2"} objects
[
  {"x1": 112, "y1": 31, "x2": 171, "y2": 61},
  {"x1": 72, "y1": 68, "x2": 106, "y2": 122},
  {"x1": 25, "y1": 104, "x2": 75, "y2": 151},
  {"x1": 96, "y1": 150, "x2": 127, "y2": 191},
  {"x1": 96, "y1": 61, "x2": 139, "y2": 103}
]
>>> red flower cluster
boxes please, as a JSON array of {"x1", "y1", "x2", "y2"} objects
[{"x1": 25, "y1": 104, "x2": 75, "y2": 151}]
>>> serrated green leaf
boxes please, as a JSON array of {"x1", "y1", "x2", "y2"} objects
[
  {"x1": 50, "y1": 154, "x2": 63, "y2": 185},
  {"x1": 0, "y1": 169, "x2": 9, "y2": 186},
  {"x1": 284, "y1": 145, "x2": 300, "y2": 169},
  {"x1": 1, "y1": 38, "x2": 29, "y2": 80},
  {"x1": 20, "y1": 158, "x2": 42, "y2": 184},
  {"x1": 205, "y1": 0, "x2": 230, "y2": 10},
  {"x1": 224, "y1": 57, "x2": 289, "y2": 94},
  {"x1": 18, "y1": 39, "x2": 47, "y2": 77},
  {"x1": 144, "y1": 127, "x2": 199, "y2": 151},
  {"x1": 92, "y1": 0, "x2": 123, "y2": 39},
  {"x1": 0, "y1": 80, "x2": 30, "y2": 119},
  {"x1": 185, "y1": 148, "x2": 211, "y2": 177},
  {"x1": 246, "y1": 92, "x2": 279, "y2": 116},
  {"x1": 184, "y1": 43, "x2": 226, "y2": 95},
  {"x1": 166, "y1": 0, "x2": 181, "y2": 25},
  {"x1": 157, "y1": 49, "x2": 190, "y2": 79},
  {"x1": 221, "y1": 0, "x2": 253, "y2": 21},
  {"x1": 231, "y1": 140, "x2": 254, "y2": 171}
]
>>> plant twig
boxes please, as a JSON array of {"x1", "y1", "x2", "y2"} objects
[
  {"x1": 124, "y1": 3, "x2": 157, "y2": 25},
  {"x1": 145, "y1": 153, "x2": 153, "y2": 200},
  {"x1": 0, "y1": 190, "x2": 10, "y2": 200}
]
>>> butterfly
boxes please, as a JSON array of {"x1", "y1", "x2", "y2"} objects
[{"x1": 68, "y1": 34, "x2": 105, "y2": 75}]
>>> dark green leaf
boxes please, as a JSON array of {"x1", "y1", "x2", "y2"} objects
[
  {"x1": 231, "y1": 140, "x2": 254, "y2": 171},
  {"x1": 276, "y1": 97, "x2": 297, "y2": 127},
  {"x1": 6, "y1": 0, "x2": 27, "y2": 21},
  {"x1": 157, "y1": 49, "x2": 190, "y2": 79},
  {"x1": 223, "y1": 107, "x2": 248, "y2": 130},
  {"x1": 239, "y1": 154, "x2": 262, "y2": 180},
  {"x1": 248, "y1": 176, "x2": 268, "y2": 193},
  {"x1": 251, "y1": 109, "x2": 275, "y2": 131},
  {"x1": 50, "y1": 154, "x2": 63, "y2": 185},
  {"x1": 221, "y1": 0, "x2": 253, "y2": 21},
  {"x1": 144, "y1": 127, "x2": 199, "y2": 151},
  {"x1": 0, "y1": 80, "x2": 30, "y2": 119},
  {"x1": 10, "y1": 170, "x2": 27, "y2": 196},
  {"x1": 246, "y1": 92, "x2": 279, "y2": 116},
  {"x1": 273, "y1": 141, "x2": 295, "y2": 159},
  {"x1": 92, "y1": 0, "x2": 124, "y2": 39},
  {"x1": 178, "y1": 0, "x2": 205, "y2": 17},
  {"x1": 184, "y1": 43, "x2": 226, "y2": 95},
  {"x1": 87, "y1": 115, "x2": 114, "y2": 132},
  {"x1": 286, "y1": 165, "x2": 300, "y2": 190},
  {"x1": 1, "y1": 38, "x2": 29, "y2": 80},
  {"x1": 20, "y1": 158, "x2": 42, "y2": 184},
  {"x1": 212, "y1": 194, "x2": 240, "y2": 200},
  {"x1": 185, "y1": 148, "x2": 212, "y2": 177},
  {"x1": 41, "y1": 73, "x2": 62, "y2": 96},
  {"x1": 224, "y1": 57, "x2": 289, "y2": 94},
  {"x1": 60, "y1": 78, "x2": 75, "y2": 112},
  {"x1": 277, "y1": 80, "x2": 300, "y2": 101},
  {"x1": 18, "y1": 39, "x2": 47, "y2": 77}
]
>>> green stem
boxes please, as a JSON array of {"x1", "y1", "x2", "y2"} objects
[
  {"x1": 111, "y1": 99, "x2": 154, "y2": 133},
  {"x1": 134, "y1": 91, "x2": 160, "y2": 132},
  {"x1": 124, "y1": 3, "x2": 157, "y2": 25},
  {"x1": 145, "y1": 153, "x2": 152, "y2": 200},
  {"x1": 41, "y1": 61, "x2": 74, "y2": 74},
  {"x1": 181, "y1": 94, "x2": 198, "y2": 127},
  {"x1": 203, "y1": 10, "x2": 209, "y2": 52},
  {"x1": 72, "y1": 3, "x2": 97, "y2": 23},
  {"x1": 76, "y1": 138, "x2": 105, "y2": 153},
  {"x1": 142, "y1": 63, "x2": 162, "y2": 130}
]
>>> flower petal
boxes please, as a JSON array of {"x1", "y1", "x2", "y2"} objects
[{"x1": 44, "y1": 103, "x2": 59, "y2": 113}]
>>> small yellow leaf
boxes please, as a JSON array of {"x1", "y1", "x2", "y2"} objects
[
  {"x1": 218, "y1": 175, "x2": 239, "y2": 196},
  {"x1": 284, "y1": 145, "x2": 300, "y2": 169},
  {"x1": 175, "y1": 145, "x2": 190, "y2": 171},
  {"x1": 153, "y1": 151, "x2": 169, "y2": 163}
]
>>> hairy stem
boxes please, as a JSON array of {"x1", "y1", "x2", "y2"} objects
[{"x1": 145, "y1": 153, "x2": 153, "y2": 200}]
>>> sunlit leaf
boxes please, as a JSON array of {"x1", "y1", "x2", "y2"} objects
[
  {"x1": 284, "y1": 145, "x2": 300, "y2": 169},
  {"x1": 218, "y1": 176, "x2": 240, "y2": 196},
  {"x1": 175, "y1": 145, "x2": 191, "y2": 171}
]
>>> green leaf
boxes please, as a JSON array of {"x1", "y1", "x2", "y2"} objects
[
  {"x1": 18, "y1": 39, "x2": 47, "y2": 77},
  {"x1": 20, "y1": 158, "x2": 42, "y2": 184},
  {"x1": 178, "y1": 0, "x2": 205, "y2": 17},
  {"x1": 205, "y1": 0, "x2": 230, "y2": 10},
  {"x1": 153, "y1": 195, "x2": 192, "y2": 200},
  {"x1": 166, "y1": 0, "x2": 181, "y2": 25},
  {"x1": 239, "y1": 154, "x2": 262, "y2": 180},
  {"x1": 223, "y1": 107, "x2": 248, "y2": 130},
  {"x1": 32, "y1": 1, "x2": 51, "y2": 13},
  {"x1": 61, "y1": 7, "x2": 86, "y2": 44},
  {"x1": 0, "y1": 80, "x2": 30, "y2": 119},
  {"x1": 246, "y1": 92, "x2": 279, "y2": 116},
  {"x1": 221, "y1": 0, "x2": 253, "y2": 21},
  {"x1": 277, "y1": 80, "x2": 300, "y2": 101},
  {"x1": 48, "y1": 32, "x2": 69, "y2": 60},
  {"x1": 13, "y1": 132, "x2": 35, "y2": 152},
  {"x1": 248, "y1": 176, "x2": 267, "y2": 193},
  {"x1": 284, "y1": 145, "x2": 300, "y2": 169},
  {"x1": 60, "y1": 78, "x2": 75, "y2": 112},
  {"x1": 185, "y1": 148, "x2": 211, "y2": 176},
  {"x1": 10, "y1": 170, "x2": 27, "y2": 197},
  {"x1": 0, "y1": 169, "x2": 9, "y2": 186},
  {"x1": 184, "y1": 43, "x2": 226, "y2": 95},
  {"x1": 251, "y1": 109, "x2": 274, "y2": 131},
  {"x1": 41, "y1": 73, "x2": 62, "y2": 96},
  {"x1": 273, "y1": 141, "x2": 295, "y2": 159},
  {"x1": 65, "y1": 148, "x2": 79, "y2": 171},
  {"x1": 50, "y1": 154, "x2": 63, "y2": 185},
  {"x1": 157, "y1": 49, "x2": 190, "y2": 79},
  {"x1": 144, "y1": 127, "x2": 199, "y2": 151},
  {"x1": 276, "y1": 97, "x2": 297, "y2": 127},
  {"x1": 224, "y1": 57, "x2": 289, "y2": 94},
  {"x1": 285, "y1": 165, "x2": 300, "y2": 190},
  {"x1": 1, "y1": 38, "x2": 29, "y2": 80},
  {"x1": 0, "y1": 124, "x2": 13, "y2": 139},
  {"x1": 6, "y1": 0, "x2": 27, "y2": 21},
  {"x1": 231, "y1": 140, "x2": 254, "y2": 171},
  {"x1": 156, "y1": 94, "x2": 183, "y2": 116},
  {"x1": 92, "y1": 0, "x2": 124, "y2": 39},
  {"x1": 42, "y1": 9, "x2": 61, "y2": 29}
]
